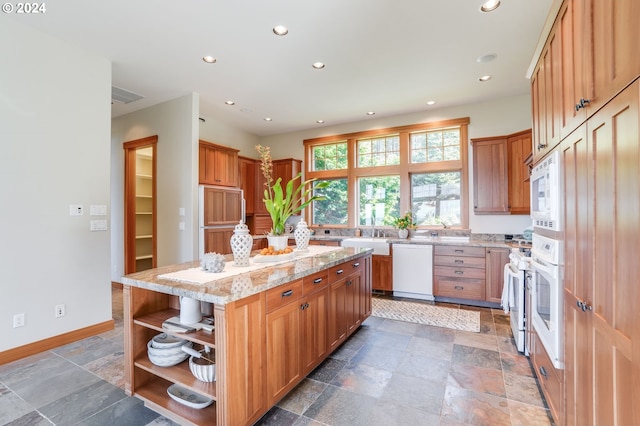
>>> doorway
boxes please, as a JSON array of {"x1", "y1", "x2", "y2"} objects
[{"x1": 123, "y1": 136, "x2": 157, "y2": 274}]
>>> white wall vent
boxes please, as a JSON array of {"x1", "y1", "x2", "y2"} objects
[{"x1": 111, "y1": 86, "x2": 144, "y2": 104}]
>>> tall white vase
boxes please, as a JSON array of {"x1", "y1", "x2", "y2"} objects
[
  {"x1": 294, "y1": 219, "x2": 311, "y2": 251},
  {"x1": 230, "y1": 221, "x2": 252, "y2": 266}
]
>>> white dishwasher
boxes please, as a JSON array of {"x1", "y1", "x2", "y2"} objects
[{"x1": 392, "y1": 244, "x2": 434, "y2": 301}]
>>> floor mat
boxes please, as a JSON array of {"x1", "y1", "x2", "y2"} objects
[{"x1": 371, "y1": 298, "x2": 480, "y2": 332}]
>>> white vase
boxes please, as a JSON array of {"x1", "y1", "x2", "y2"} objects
[
  {"x1": 267, "y1": 235, "x2": 289, "y2": 251},
  {"x1": 230, "y1": 221, "x2": 252, "y2": 266},
  {"x1": 294, "y1": 219, "x2": 311, "y2": 251},
  {"x1": 398, "y1": 228, "x2": 409, "y2": 239}
]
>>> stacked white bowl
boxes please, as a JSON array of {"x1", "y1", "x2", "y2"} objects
[{"x1": 147, "y1": 333, "x2": 192, "y2": 367}]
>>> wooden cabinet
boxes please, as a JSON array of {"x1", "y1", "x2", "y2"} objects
[
  {"x1": 371, "y1": 254, "x2": 393, "y2": 291},
  {"x1": 433, "y1": 245, "x2": 486, "y2": 301},
  {"x1": 238, "y1": 156, "x2": 255, "y2": 215},
  {"x1": 327, "y1": 259, "x2": 366, "y2": 351},
  {"x1": 561, "y1": 79, "x2": 640, "y2": 426},
  {"x1": 530, "y1": 330, "x2": 564, "y2": 424},
  {"x1": 471, "y1": 129, "x2": 532, "y2": 215},
  {"x1": 203, "y1": 228, "x2": 234, "y2": 254},
  {"x1": 202, "y1": 186, "x2": 242, "y2": 226},
  {"x1": 199, "y1": 141, "x2": 239, "y2": 187},
  {"x1": 484, "y1": 248, "x2": 510, "y2": 304},
  {"x1": 300, "y1": 271, "x2": 329, "y2": 375},
  {"x1": 254, "y1": 158, "x2": 302, "y2": 216},
  {"x1": 507, "y1": 130, "x2": 532, "y2": 214},
  {"x1": 124, "y1": 286, "x2": 267, "y2": 426},
  {"x1": 532, "y1": 0, "x2": 640, "y2": 163},
  {"x1": 471, "y1": 137, "x2": 508, "y2": 214}
]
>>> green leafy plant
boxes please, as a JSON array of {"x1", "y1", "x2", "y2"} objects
[
  {"x1": 256, "y1": 145, "x2": 328, "y2": 235},
  {"x1": 393, "y1": 211, "x2": 416, "y2": 230}
]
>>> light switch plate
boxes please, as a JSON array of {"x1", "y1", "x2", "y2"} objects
[
  {"x1": 90, "y1": 204, "x2": 107, "y2": 216},
  {"x1": 90, "y1": 220, "x2": 108, "y2": 231}
]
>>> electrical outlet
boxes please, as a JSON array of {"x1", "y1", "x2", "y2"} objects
[
  {"x1": 55, "y1": 304, "x2": 65, "y2": 318},
  {"x1": 13, "y1": 313, "x2": 25, "y2": 328}
]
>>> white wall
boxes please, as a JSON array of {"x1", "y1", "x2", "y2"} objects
[
  {"x1": 0, "y1": 18, "x2": 112, "y2": 351},
  {"x1": 111, "y1": 94, "x2": 200, "y2": 281},
  {"x1": 198, "y1": 113, "x2": 261, "y2": 159},
  {"x1": 259, "y1": 94, "x2": 534, "y2": 235}
]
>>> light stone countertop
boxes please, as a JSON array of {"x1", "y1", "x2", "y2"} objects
[{"x1": 121, "y1": 246, "x2": 372, "y2": 305}]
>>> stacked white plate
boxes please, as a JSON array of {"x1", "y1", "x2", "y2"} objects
[{"x1": 147, "y1": 333, "x2": 192, "y2": 367}]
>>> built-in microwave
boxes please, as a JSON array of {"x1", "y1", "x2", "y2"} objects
[{"x1": 530, "y1": 150, "x2": 561, "y2": 231}]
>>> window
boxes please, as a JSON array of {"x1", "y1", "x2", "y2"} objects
[
  {"x1": 311, "y1": 142, "x2": 348, "y2": 171},
  {"x1": 312, "y1": 179, "x2": 348, "y2": 225},
  {"x1": 411, "y1": 172, "x2": 461, "y2": 227},
  {"x1": 411, "y1": 128, "x2": 461, "y2": 163},
  {"x1": 357, "y1": 135, "x2": 400, "y2": 167},
  {"x1": 358, "y1": 176, "x2": 400, "y2": 226},
  {"x1": 304, "y1": 117, "x2": 469, "y2": 229}
]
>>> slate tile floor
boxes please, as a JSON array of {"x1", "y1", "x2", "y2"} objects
[{"x1": 0, "y1": 288, "x2": 553, "y2": 425}]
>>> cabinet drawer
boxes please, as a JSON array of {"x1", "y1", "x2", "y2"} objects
[
  {"x1": 266, "y1": 280, "x2": 302, "y2": 313},
  {"x1": 434, "y1": 255, "x2": 485, "y2": 268},
  {"x1": 303, "y1": 271, "x2": 329, "y2": 295},
  {"x1": 328, "y1": 259, "x2": 364, "y2": 284},
  {"x1": 531, "y1": 331, "x2": 563, "y2": 422},
  {"x1": 434, "y1": 245, "x2": 485, "y2": 257},
  {"x1": 434, "y1": 266, "x2": 485, "y2": 279},
  {"x1": 434, "y1": 277, "x2": 484, "y2": 300}
]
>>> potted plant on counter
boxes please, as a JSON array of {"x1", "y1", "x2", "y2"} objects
[
  {"x1": 393, "y1": 211, "x2": 415, "y2": 239},
  {"x1": 256, "y1": 145, "x2": 328, "y2": 250}
]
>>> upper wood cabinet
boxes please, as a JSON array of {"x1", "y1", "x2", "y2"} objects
[
  {"x1": 531, "y1": 0, "x2": 640, "y2": 163},
  {"x1": 507, "y1": 130, "x2": 533, "y2": 214},
  {"x1": 471, "y1": 130, "x2": 532, "y2": 215},
  {"x1": 199, "y1": 140, "x2": 239, "y2": 187}
]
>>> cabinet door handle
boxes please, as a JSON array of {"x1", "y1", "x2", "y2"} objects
[
  {"x1": 575, "y1": 98, "x2": 591, "y2": 111},
  {"x1": 300, "y1": 302, "x2": 309, "y2": 310},
  {"x1": 454, "y1": 260, "x2": 464, "y2": 264},
  {"x1": 353, "y1": 262, "x2": 360, "y2": 267},
  {"x1": 313, "y1": 277, "x2": 323, "y2": 284},
  {"x1": 346, "y1": 280, "x2": 352, "y2": 286},
  {"x1": 539, "y1": 366, "x2": 548, "y2": 378},
  {"x1": 454, "y1": 270, "x2": 464, "y2": 275},
  {"x1": 454, "y1": 249, "x2": 463, "y2": 253},
  {"x1": 281, "y1": 290, "x2": 293, "y2": 298},
  {"x1": 335, "y1": 269, "x2": 344, "y2": 275},
  {"x1": 454, "y1": 285, "x2": 464, "y2": 290}
]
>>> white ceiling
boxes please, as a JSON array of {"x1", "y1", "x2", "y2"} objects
[{"x1": 14, "y1": 0, "x2": 553, "y2": 136}]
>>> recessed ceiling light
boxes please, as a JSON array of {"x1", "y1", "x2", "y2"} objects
[
  {"x1": 202, "y1": 56, "x2": 216, "y2": 63},
  {"x1": 312, "y1": 62, "x2": 325, "y2": 70},
  {"x1": 316, "y1": 120, "x2": 325, "y2": 124},
  {"x1": 477, "y1": 53, "x2": 497, "y2": 63},
  {"x1": 225, "y1": 100, "x2": 235, "y2": 105},
  {"x1": 264, "y1": 118, "x2": 272, "y2": 122},
  {"x1": 480, "y1": 0, "x2": 500, "y2": 12},
  {"x1": 426, "y1": 100, "x2": 436, "y2": 106},
  {"x1": 478, "y1": 75, "x2": 492, "y2": 82},
  {"x1": 366, "y1": 111, "x2": 375, "y2": 116},
  {"x1": 273, "y1": 25, "x2": 288, "y2": 36}
]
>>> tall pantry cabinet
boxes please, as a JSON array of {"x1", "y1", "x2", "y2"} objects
[{"x1": 530, "y1": 0, "x2": 640, "y2": 424}]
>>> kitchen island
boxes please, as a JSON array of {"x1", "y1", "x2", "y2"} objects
[{"x1": 121, "y1": 246, "x2": 372, "y2": 426}]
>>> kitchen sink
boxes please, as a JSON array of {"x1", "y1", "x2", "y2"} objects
[{"x1": 340, "y1": 237, "x2": 390, "y2": 255}]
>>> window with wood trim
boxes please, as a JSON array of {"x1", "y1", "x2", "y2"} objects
[{"x1": 304, "y1": 118, "x2": 470, "y2": 229}]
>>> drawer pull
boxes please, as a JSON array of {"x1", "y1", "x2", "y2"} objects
[
  {"x1": 281, "y1": 290, "x2": 293, "y2": 298},
  {"x1": 335, "y1": 269, "x2": 344, "y2": 275},
  {"x1": 454, "y1": 270, "x2": 464, "y2": 275},
  {"x1": 353, "y1": 262, "x2": 360, "y2": 267},
  {"x1": 454, "y1": 260, "x2": 464, "y2": 264},
  {"x1": 454, "y1": 249, "x2": 464, "y2": 253},
  {"x1": 539, "y1": 366, "x2": 548, "y2": 378},
  {"x1": 313, "y1": 277, "x2": 323, "y2": 284},
  {"x1": 454, "y1": 285, "x2": 464, "y2": 290}
]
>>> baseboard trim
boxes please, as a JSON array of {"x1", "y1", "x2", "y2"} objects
[{"x1": 0, "y1": 319, "x2": 115, "y2": 366}]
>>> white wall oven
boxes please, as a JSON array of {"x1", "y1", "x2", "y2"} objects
[
  {"x1": 530, "y1": 150, "x2": 561, "y2": 231},
  {"x1": 530, "y1": 233, "x2": 563, "y2": 369}
]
